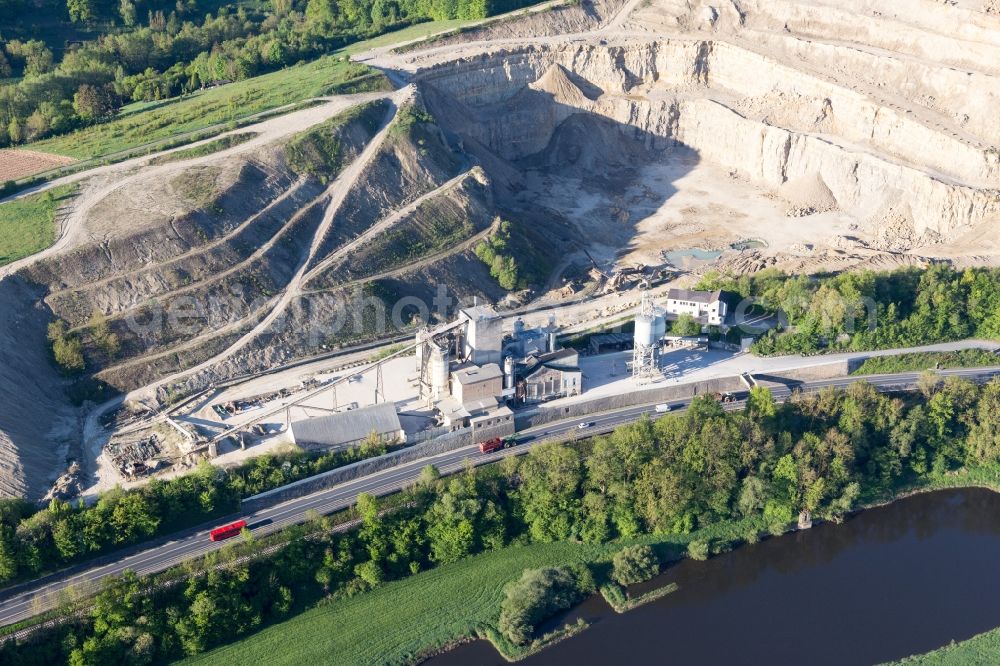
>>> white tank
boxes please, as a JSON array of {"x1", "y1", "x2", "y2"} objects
[
  {"x1": 429, "y1": 346, "x2": 450, "y2": 399},
  {"x1": 634, "y1": 314, "x2": 657, "y2": 348},
  {"x1": 651, "y1": 312, "x2": 667, "y2": 340},
  {"x1": 504, "y1": 355, "x2": 515, "y2": 389}
]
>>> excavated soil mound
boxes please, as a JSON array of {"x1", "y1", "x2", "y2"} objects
[
  {"x1": 529, "y1": 64, "x2": 595, "y2": 106},
  {"x1": 779, "y1": 172, "x2": 838, "y2": 214}
]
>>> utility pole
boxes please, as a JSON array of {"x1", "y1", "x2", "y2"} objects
[{"x1": 375, "y1": 364, "x2": 385, "y2": 404}]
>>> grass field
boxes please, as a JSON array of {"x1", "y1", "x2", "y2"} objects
[
  {"x1": 179, "y1": 464, "x2": 1000, "y2": 666},
  {"x1": 890, "y1": 627, "x2": 1000, "y2": 664},
  {"x1": 184, "y1": 516, "x2": 758, "y2": 666},
  {"x1": 26, "y1": 19, "x2": 481, "y2": 163},
  {"x1": 0, "y1": 184, "x2": 76, "y2": 267},
  {"x1": 339, "y1": 18, "x2": 475, "y2": 54},
  {"x1": 184, "y1": 541, "x2": 599, "y2": 666},
  {"x1": 147, "y1": 132, "x2": 257, "y2": 165},
  {"x1": 30, "y1": 59, "x2": 384, "y2": 160},
  {"x1": 851, "y1": 349, "x2": 1000, "y2": 375}
]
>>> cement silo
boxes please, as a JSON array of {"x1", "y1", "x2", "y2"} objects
[
  {"x1": 632, "y1": 292, "x2": 662, "y2": 383},
  {"x1": 634, "y1": 313, "x2": 658, "y2": 348},
  {"x1": 651, "y1": 309, "x2": 667, "y2": 340},
  {"x1": 428, "y1": 345, "x2": 450, "y2": 400}
]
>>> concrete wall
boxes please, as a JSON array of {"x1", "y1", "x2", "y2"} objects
[
  {"x1": 471, "y1": 412, "x2": 515, "y2": 440},
  {"x1": 754, "y1": 359, "x2": 856, "y2": 385},
  {"x1": 243, "y1": 363, "x2": 864, "y2": 511},
  {"x1": 243, "y1": 419, "x2": 508, "y2": 511},
  {"x1": 515, "y1": 375, "x2": 746, "y2": 430}
]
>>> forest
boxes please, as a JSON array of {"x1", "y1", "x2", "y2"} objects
[
  {"x1": 697, "y1": 264, "x2": 1000, "y2": 355},
  {"x1": 0, "y1": 434, "x2": 391, "y2": 587},
  {"x1": 5, "y1": 376, "x2": 1000, "y2": 663},
  {"x1": 0, "y1": 0, "x2": 539, "y2": 151}
]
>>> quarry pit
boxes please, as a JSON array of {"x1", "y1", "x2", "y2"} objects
[{"x1": 1, "y1": 0, "x2": 1000, "y2": 499}]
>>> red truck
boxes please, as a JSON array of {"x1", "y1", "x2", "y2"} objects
[
  {"x1": 209, "y1": 519, "x2": 248, "y2": 542},
  {"x1": 479, "y1": 436, "x2": 517, "y2": 454}
]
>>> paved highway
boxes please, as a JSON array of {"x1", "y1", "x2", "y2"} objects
[{"x1": 1, "y1": 367, "x2": 998, "y2": 627}]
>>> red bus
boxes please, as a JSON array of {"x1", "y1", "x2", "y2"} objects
[{"x1": 209, "y1": 519, "x2": 247, "y2": 542}]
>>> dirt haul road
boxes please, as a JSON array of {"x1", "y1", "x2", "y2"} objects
[
  {"x1": 0, "y1": 93, "x2": 390, "y2": 280},
  {"x1": 6, "y1": 0, "x2": 1000, "y2": 500}
]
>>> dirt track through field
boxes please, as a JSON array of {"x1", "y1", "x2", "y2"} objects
[{"x1": 0, "y1": 93, "x2": 387, "y2": 281}]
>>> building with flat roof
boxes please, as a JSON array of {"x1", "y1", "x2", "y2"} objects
[
  {"x1": 665, "y1": 288, "x2": 727, "y2": 326},
  {"x1": 451, "y1": 363, "x2": 503, "y2": 408},
  {"x1": 289, "y1": 402, "x2": 405, "y2": 450}
]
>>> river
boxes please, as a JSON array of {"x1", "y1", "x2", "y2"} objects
[{"x1": 428, "y1": 488, "x2": 1000, "y2": 665}]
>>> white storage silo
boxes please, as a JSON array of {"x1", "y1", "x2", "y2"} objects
[
  {"x1": 634, "y1": 313, "x2": 658, "y2": 348},
  {"x1": 429, "y1": 345, "x2": 450, "y2": 400}
]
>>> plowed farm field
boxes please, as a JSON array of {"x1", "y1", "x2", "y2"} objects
[{"x1": 0, "y1": 149, "x2": 76, "y2": 181}]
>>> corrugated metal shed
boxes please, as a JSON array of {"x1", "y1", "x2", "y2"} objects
[{"x1": 289, "y1": 402, "x2": 403, "y2": 449}]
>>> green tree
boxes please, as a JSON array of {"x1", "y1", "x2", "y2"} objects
[
  {"x1": 305, "y1": 0, "x2": 338, "y2": 27},
  {"x1": 52, "y1": 516, "x2": 84, "y2": 561},
  {"x1": 687, "y1": 539, "x2": 709, "y2": 561},
  {"x1": 736, "y1": 475, "x2": 766, "y2": 517},
  {"x1": 424, "y1": 486, "x2": 478, "y2": 564},
  {"x1": 47, "y1": 320, "x2": 85, "y2": 373},
  {"x1": 7, "y1": 117, "x2": 23, "y2": 144},
  {"x1": 67, "y1": 0, "x2": 97, "y2": 22},
  {"x1": 611, "y1": 544, "x2": 659, "y2": 585},
  {"x1": 73, "y1": 84, "x2": 120, "y2": 120},
  {"x1": 418, "y1": 463, "x2": 441, "y2": 487},
  {"x1": 517, "y1": 444, "x2": 583, "y2": 542},
  {"x1": 6, "y1": 40, "x2": 54, "y2": 76},
  {"x1": 498, "y1": 566, "x2": 593, "y2": 645},
  {"x1": 967, "y1": 378, "x2": 1000, "y2": 464},
  {"x1": 354, "y1": 559, "x2": 383, "y2": 588},
  {"x1": 119, "y1": 0, "x2": 136, "y2": 25},
  {"x1": 109, "y1": 492, "x2": 160, "y2": 544},
  {"x1": 89, "y1": 310, "x2": 121, "y2": 358},
  {"x1": 0, "y1": 526, "x2": 18, "y2": 582},
  {"x1": 745, "y1": 385, "x2": 776, "y2": 420},
  {"x1": 672, "y1": 313, "x2": 702, "y2": 336}
]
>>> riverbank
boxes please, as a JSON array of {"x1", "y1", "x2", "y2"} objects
[
  {"x1": 185, "y1": 471, "x2": 1000, "y2": 666},
  {"x1": 12, "y1": 380, "x2": 1000, "y2": 665},
  {"x1": 183, "y1": 513, "x2": 765, "y2": 666},
  {"x1": 891, "y1": 626, "x2": 1000, "y2": 665}
]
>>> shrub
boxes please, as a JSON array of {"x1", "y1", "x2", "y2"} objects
[
  {"x1": 47, "y1": 320, "x2": 85, "y2": 373},
  {"x1": 497, "y1": 565, "x2": 594, "y2": 646},
  {"x1": 687, "y1": 539, "x2": 710, "y2": 561},
  {"x1": 611, "y1": 544, "x2": 659, "y2": 586}
]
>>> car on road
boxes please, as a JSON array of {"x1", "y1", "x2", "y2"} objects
[
  {"x1": 577, "y1": 422, "x2": 593, "y2": 430},
  {"x1": 655, "y1": 403, "x2": 673, "y2": 413}
]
